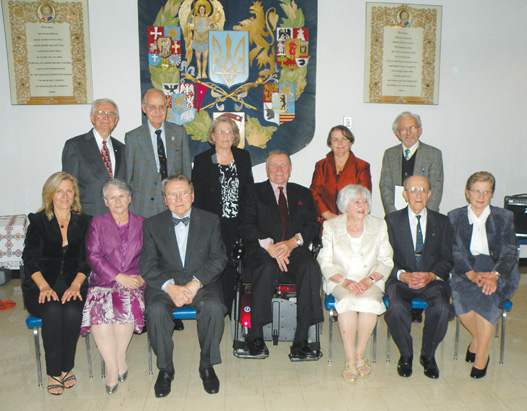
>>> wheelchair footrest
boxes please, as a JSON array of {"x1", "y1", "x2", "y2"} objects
[
  {"x1": 289, "y1": 350, "x2": 323, "y2": 362},
  {"x1": 233, "y1": 345, "x2": 269, "y2": 360}
]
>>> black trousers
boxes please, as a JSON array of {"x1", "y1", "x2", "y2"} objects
[
  {"x1": 24, "y1": 287, "x2": 85, "y2": 376},
  {"x1": 384, "y1": 281, "x2": 451, "y2": 357},
  {"x1": 247, "y1": 247, "x2": 323, "y2": 342},
  {"x1": 144, "y1": 282, "x2": 226, "y2": 372}
]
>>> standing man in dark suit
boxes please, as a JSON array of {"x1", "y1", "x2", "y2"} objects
[
  {"x1": 380, "y1": 112, "x2": 444, "y2": 214},
  {"x1": 239, "y1": 150, "x2": 324, "y2": 360},
  {"x1": 140, "y1": 174, "x2": 227, "y2": 397},
  {"x1": 125, "y1": 88, "x2": 192, "y2": 219},
  {"x1": 384, "y1": 175, "x2": 453, "y2": 379},
  {"x1": 62, "y1": 98, "x2": 125, "y2": 216}
]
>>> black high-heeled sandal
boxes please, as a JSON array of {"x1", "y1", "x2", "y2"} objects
[
  {"x1": 47, "y1": 376, "x2": 64, "y2": 395},
  {"x1": 62, "y1": 370, "x2": 77, "y2": 389}
]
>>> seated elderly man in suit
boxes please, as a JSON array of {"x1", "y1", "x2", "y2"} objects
[
  {"x1": 139, "y1": 174, "x2": 227, "y2": 397},
  {"x1": 385, "y1": 175, "x2": 453, "y2": 379},
  {"x1": 239, "y1": 150, "x2": 324, "y2": 360}
]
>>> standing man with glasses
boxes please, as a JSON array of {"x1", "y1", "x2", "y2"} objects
[
  {"x1": 62, "y1": 98, "x2": 126, "y2": 216},
  {"x1": 384, "y1": 175, "x2": 453, "y2": 379},
  {"x1": 140, "y1": 174, "x2": 227, "y2": 397},
  {"x1": 379, "y1": 111, "x2": 444, "y2": 215},
  {"x1": 125, "y1": 88, "x2": 191, "y2": 219}
]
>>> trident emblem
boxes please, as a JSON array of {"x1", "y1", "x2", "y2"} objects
[{"x1": 209, "y1": 31, "x2": 249, "y2": 88}]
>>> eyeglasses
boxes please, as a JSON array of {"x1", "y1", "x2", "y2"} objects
[
  {"x1": 144, "y1": 104, "x2": 166, "y2": 112},
  {"x1": 406, "y1": 187, "x2": 428, "y2": 194},
  {"x1": 95, "y1": 111, "x2": 117, "y2": 118},
  {"x1": 165, "y1": 191, "x2": 192, "y2": 200},
  {"x1": 469, "y1": 189, "x2": 492, "y2": 196},
  {"x1": 398, "y1": 126, "x2": 418, "y2": 134},
  {"x1": 213, "y1": 130, "x2": 233, "y2": 135}
]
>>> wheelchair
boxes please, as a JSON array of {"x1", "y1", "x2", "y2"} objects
[{"x1": 230, "y1": 239, "x2": 323, "y2": 361}]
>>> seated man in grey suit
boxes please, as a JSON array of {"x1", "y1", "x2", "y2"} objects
[
  {"x1": 62, "y1": 98, "x2": 125, "y2": 216},
  {"x1": 385, "y1": 175, "x2": 453, "y2": 379},
  {"x1": 125, "y1": 88, "x2": 192, "y2": 219},
  {"x1": 140, "y1": 174, "x2": 227, "y2": 397},
  {"x1": 379, "y1": 111, "x2": 444, "y2": 215}
]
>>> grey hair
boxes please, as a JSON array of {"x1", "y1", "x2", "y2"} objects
[
  {"x1": 161, "y1": 174, "x2": 194, "y2": 196},
  {"x1": 336, "y1": 184, "x2": 372, "y2": 214},
  {"x1": 391, "y1": 111, "x2": 422, "y2": 135},
  {"x1": 265, "y1": 149, "x2": 291, "y2": 167},
  {"x1": 90, "y1": 98, "x2": 119, "y2": 119},
  {"x1": 102, "y1": 178, "x2": 132, "y2": 199}
]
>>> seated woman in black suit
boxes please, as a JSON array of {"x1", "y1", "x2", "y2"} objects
[
  {"x1": 191, "y1": 116, "x2": 253, "y2": 311},
  {"x1": 22, "y1": 172, "x2": 91, "y2": 395},
  {"x1": 449, "y1": 171, "x2": 520, "y2": 378}
]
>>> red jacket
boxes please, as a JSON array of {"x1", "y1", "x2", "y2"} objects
[{"x1": 310, "y1": 151, "x2": 372, "y2": 219}]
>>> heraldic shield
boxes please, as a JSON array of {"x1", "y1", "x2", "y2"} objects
[{"x1": 209, "y1": 31, "x2": 249, "y2": 88}]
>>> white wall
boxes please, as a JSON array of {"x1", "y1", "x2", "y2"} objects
[{"x1": 1, "y1": 0, "x2": 526, "y2": 217}]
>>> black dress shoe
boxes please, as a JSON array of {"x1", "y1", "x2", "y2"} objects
[
  {"x1": 420, "y1": 355, "x2": 439, "y2": 379},
  {"x1": 174, "y1": 319, "x2": 184, "y2": 331},
  {"x1": 199, "y1": 367, "x2": 220, "y2": 394},
  {"x1": 397, "y1": 356, "x2": 413, "y2": 377},
  {"x1": 154, "y1": 370, "x2": 174, "y2": 398},
  {"x1": 470, "y1": 356, "x2": 489, "y2": 379},
  {"x1": 247, "y1": 337, "x2": 269, "y2": 358},
  {"x1": 465, "y1": 345, "x2": 476, "y2": 363},
  {"x1": 290, "y1": 340, "x2": 316, "y2": 360}
]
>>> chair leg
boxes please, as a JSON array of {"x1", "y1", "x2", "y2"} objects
[
  {"x1": 147, "y1": 335, "x2": 153, "y2": 375},
  {"x1": 454, "y1": 316, "x2": 460, "y2": 361},
  {"x1": 500, "y1": 311, "x2": 507, "y2": 365},
  {"x1": 372, "y1": 321, "x2": 377, "y2": 364},
  {"x1": 84, "y1": 334, "x2": 93, "y2": 378},
  {"x1": 33, "y1": 327, "x2": 42, "y2": 387},
  {"x1": 386, "y1": 327, "x2": 391, "y2": 363},
  {"x1": 328, "y1": 308, "x2": 333, "y2": 363}
]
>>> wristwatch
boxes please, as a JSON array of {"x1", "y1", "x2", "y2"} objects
[{"x1": 295, "y1": 235, "x2": 302, "y2": 246}]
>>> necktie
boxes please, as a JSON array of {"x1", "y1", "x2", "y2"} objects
[
  {"x1": 173, "y1": 216, "x2": 190, "y2": 226},
  {"x1": 404, "y1": 148, "x2": 410, "y2": 161},
  {"x1": 156, "y1": 129, "x2": 167, "y2": 180},
  {"x1": 278, "y1": 186, "x2": 288, "y2": 240},
  {"x1": 101, "y1": 140, "x2": 113, "y2": 178},
  {"x1": 415, "y1": 215, "x2": 423, "y2": 264}
]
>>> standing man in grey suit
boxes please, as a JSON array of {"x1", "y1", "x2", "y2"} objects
[
  {"x1": 384, "y1": 175, "x2": 453, "y2": 379},
  {"x1": 62, "y1": 98, "x2": 125, "y2": 216},
  {"x1": 379, "y1": 112, "x2": 444, "y2": 214},
  {"x1": 140, "y1": 174, "x2": 227, "y2": 397},
  {"x1": 125, "y1": 88, "x2": 192, "y2": 218}
]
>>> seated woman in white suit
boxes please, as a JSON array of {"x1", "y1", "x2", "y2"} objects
[{"x1": 317, "y1": 185, "x2": 393, "y2": 382}]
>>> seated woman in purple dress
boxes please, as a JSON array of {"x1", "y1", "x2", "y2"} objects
[{"x1": 80, "y1": 179, "x2": 145, "y2": 394}]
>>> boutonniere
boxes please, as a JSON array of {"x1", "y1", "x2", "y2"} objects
[{"x1": 298, "y1": 200, "x2": 303, "y2": 206}]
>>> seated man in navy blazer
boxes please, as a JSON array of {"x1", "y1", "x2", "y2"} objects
[
  {"x1": 385, "y1": 175, "x2": 453, "y2": 379},
  {"x1": 239, "y1": 150, "x2": 324, "y2": 360},
  {"x1": 139, "y1": 174, "x2": 227, "y2": 397}
]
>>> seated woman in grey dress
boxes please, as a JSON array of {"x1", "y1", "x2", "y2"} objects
[
  {"x1": 80, "y1": 179, "x2": 146, "y2": 394},
  {"x1": 449, "y1": 171, "x2": 520, "y2": 379},
  {"x1": 317, "y1": 185, "x2": 393, "y2": 382}
]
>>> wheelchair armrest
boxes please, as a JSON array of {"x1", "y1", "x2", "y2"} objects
[
  {"x1": 310, "y1": 237, "x2": 323, "y2": 259},
  {"x1": 230, "y1": 238, "x2": 245, "y2": 267}
]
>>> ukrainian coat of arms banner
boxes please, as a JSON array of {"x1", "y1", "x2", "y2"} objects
[{"x1": 138, "y1": 0, "x2": 317, "y2": 166}]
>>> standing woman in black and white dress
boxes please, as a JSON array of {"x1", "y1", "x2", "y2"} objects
[{"x1": 192, "y1": 116, "x2": 254, "y2": 311}]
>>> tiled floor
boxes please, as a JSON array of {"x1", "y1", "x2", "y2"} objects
[{"x1": 1, "y1": 273, "x2": 526, "y2": 410}]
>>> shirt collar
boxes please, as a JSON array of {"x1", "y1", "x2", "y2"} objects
[
  {"x1": 402, "y1": 140, "x2": 419, "y2": 158},
  {"x1": 270, "y1": 181, "x2": 286, "y2": 195},
  {"x1": 93, "y1": 128, "x2": 112, "y2": 148},
  {"x1": 407, "y1": 205, "x2": 427, "y2": 220},
  {"x1": 467, "y1": 204, "x2": 490, "y2": 225},
  {"x1": 171, "y1": 208, "x2": 192, "y2": 220},
  {"x1": 147, "y1": 121, "x2": 165, "y2": 136}
]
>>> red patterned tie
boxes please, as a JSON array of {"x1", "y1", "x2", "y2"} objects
[
  {"x1": 278, "y1": 186, "x2": 288, "y2": 240},
  {"x1": 101, "y1": 140, "x2": 113, "y2": 178}
]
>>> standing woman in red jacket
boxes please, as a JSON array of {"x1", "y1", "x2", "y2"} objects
[{"x1": 310, "y1": 126, "x2": 372, "y2": 223}]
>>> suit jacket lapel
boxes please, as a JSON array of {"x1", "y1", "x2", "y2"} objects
[
  {"x1": 85, "y1": 131, "x2": 108, "y2": 175},
  {"x1": 399, "y1": 209, "x2": 416, "y2": 270},
  {"x1": 138, "y1": 124, "x2": 159, "y2": 175},
  {"x1": 160, "y1": 211, "x2": 184, "y2": 268},
  {"x1": 184, "y1": 209, "x2": 200, "y2": 268},
  {"x1": 422, "y1": 211, "x2": 438, "y2": 258},
  {"x1": 111, "y1": 137, "x2": 122, "y2": 175}
]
